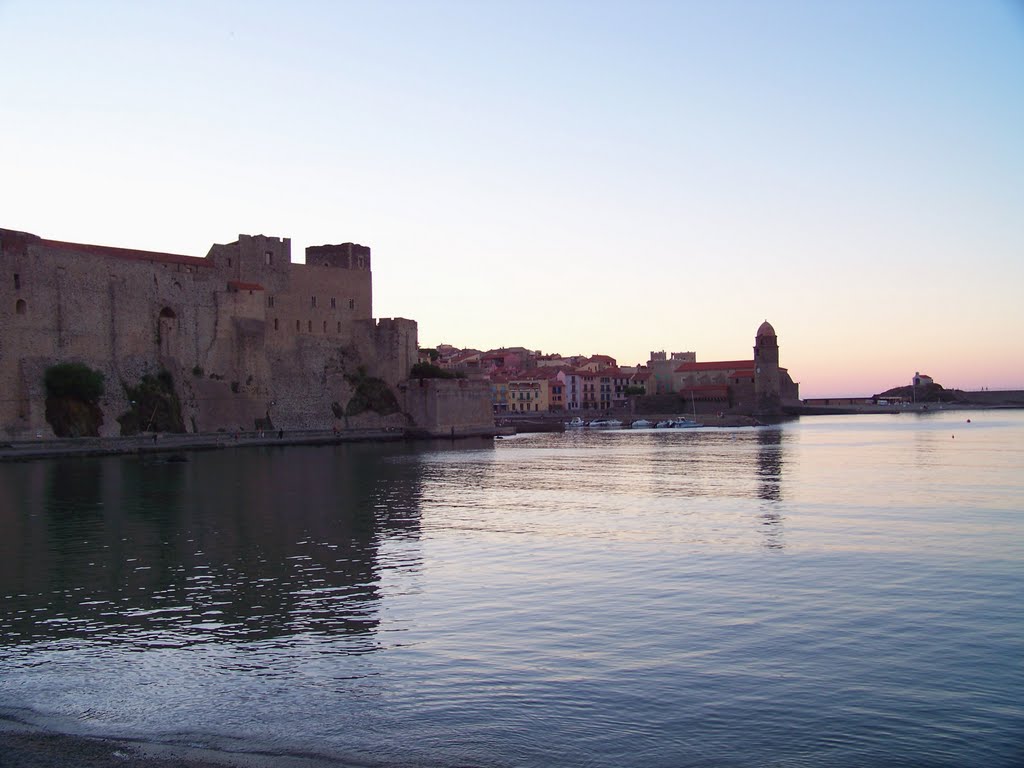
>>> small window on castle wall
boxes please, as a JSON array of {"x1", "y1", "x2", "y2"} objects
[
  {"x1": 311, "y1": 296, "x2": 317, "y2": 308},
  {"x1": 323, "y1": 321, "x2": 327, "y2": 333},
  {"x1": 268, "y1": 296, "x2": 274, "y2": 308},
  {"x1": 265, "y1": 251, "x2": 273, "y2": 265},
  {"x1": 349, "y1": 299, "x2": 355, "y2": 310},
  {"x1": 296, "y1": 320, "x2": 301, "y2": 332},
  {"x1": 274, "y1": 318, "x2": 279, "y2": 331},
  {"x1": 330, "y1": 297, "x2": 336, "y2": 309},
  {"x1": 16, "y1": 299, "x2": 27, "y2": 315},
  {"x1": 308, "y1": 320, "x2": 312, "y2": 332},
  {"x1": 337, "y1": 321, "x2": 341, "y2": 333},
  {"x1": 14, "y1": 274, "x2": 20, "y2": 290},
  {"x1": 227, "y1": 258, "x2": 232, "y2": 267}
]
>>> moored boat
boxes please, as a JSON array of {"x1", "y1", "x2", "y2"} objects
[{"x1": 668, "y1": 417, "x2": 701, "y2": 428}]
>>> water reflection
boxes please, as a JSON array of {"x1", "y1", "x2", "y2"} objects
[
  {"x1": 494, "y1": 427, "x2": 791, "y2": 550},
  {"x1": 0, "y1": 443, "x2": 432, "y2": 650},
  {"x1": 756, "y1": 429, "x2": 784, "y2": 501},
  {"x1": 755, "y1": 428, "x2": 785, "y2": 550}
]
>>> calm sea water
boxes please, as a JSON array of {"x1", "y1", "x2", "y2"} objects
[{"x1": 1, "y1": 411, "x2": 1022, "y2": 767}]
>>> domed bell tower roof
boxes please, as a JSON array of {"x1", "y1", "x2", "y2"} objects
[{"x1": 756, "y1": 320, "x2": 776, "y2": 338}]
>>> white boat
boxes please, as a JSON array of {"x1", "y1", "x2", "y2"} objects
[
  {"x1": 588, "y1": 418, "x2": 623, "y2": 429},
  {"x1": 566, "y1": 417, "x2": 585, "y2": 428},
  {"x1": 655, "y1": 420, "x2": 673, "y2": 428},
  {"x1": 631, "y1": 419, "x2": 653, "y2": 429},
  {"x1": 667, "y1": 417, "x2": 701, "y2": 428}
]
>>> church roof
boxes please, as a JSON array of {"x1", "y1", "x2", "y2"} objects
[{"x1": 675, "y1": 359, "x2": 754, "y2": 373}]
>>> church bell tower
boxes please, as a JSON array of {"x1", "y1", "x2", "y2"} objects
[{"x1": 754, "y1": 320, "x2": 781, "y2": 413}]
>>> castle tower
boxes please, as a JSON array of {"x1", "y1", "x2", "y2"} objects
[{"x1": 753, "y1": 320, "x2": 782, "y2": 412}]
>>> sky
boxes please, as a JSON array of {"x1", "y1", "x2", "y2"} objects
[{"x1": 2, "y1": 1, "x2": 1022, "y2": 397}]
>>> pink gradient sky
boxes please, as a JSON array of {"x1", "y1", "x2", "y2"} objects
[{"x1": 2, "y1": 2, "x2": 1021, "y2": 398}]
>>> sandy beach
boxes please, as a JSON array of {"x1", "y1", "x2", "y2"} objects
[{"x1": 0, "y1": 725, "x2": 359, "y2": 768}]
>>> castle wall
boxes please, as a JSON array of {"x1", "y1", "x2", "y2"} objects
[
  {"x1": 270, "y1": 263, "x2": 371, "y2": 347},
  {"x1": 351, "y1": 318, "x2": 419, "y2": 389},
  {"x1": 400, "y1": 378, "x2": 495, "y2": 433},
  {"x1": 1, "y1": 232, "x2": 224, "y2": 435},
  {"x1": 0, "y1": 228, "x2": 420, "y2": 438}
]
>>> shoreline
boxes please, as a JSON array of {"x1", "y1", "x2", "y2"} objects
[
  {"x1": 3, "y1": 405, "x2": 1019, "y2": 462},
  {"x1": 0, "y1": 426, "x2": 507, "y2": 463},
  {"x1": 0, "y1": 712, "x2": 371, "y2": 768},
  {"x1": 0, "y1": 728, "x2": 355, "y2": 768}
]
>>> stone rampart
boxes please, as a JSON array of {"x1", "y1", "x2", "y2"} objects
[
  {"x1": 1, "y1": 227, "x2": 496, "y2": 437},
  {"x1": 400, "y1": 378, "x2": 494, "y2": 434}
]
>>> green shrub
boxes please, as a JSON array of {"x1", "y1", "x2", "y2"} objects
[
  {"x1": 118, "y1": 371, "x2": 185, "y2": 435},
  {"x1": 42, "y1": 362, "x2": 106, "y2": 437},
  {"x1": 344, "y1": 368, "x2": 401, "y2": 416},
  {"x1": 410, "y1": 362, "x2": 461, "y2": 379},
  {"x1": 44, "y1": 362, "x2": 105, "y2": 403}
]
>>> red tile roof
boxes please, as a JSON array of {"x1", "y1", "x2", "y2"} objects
[
  {"x1": 40, "y1": 238, "x2": 208, "y2": 268},
  {"x1": 228, "y1": 280, "x2": 265, "y2": 292},
  {"x1": 675, "y1": 359, "x2": 754, "y2": 373},
  {"x1": 508, "y1": 368, "x2": 562, "y2": 382}
]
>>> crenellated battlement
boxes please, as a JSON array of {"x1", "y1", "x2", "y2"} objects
[{"x1": 305, "y1": 243, "x2": 371, "y2": 270}]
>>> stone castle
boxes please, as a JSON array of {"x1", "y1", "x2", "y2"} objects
[{"x1": 0, "y1": 227, "x2": 490, "y2": 437}]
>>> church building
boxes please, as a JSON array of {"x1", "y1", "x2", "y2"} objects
[{"x1": 671, "y1": 321, "x2": 799, "y2": 414}]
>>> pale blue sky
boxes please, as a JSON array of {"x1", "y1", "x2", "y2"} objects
[{"x1": 2, "y1": 0, "x2": 1022, "y2": 396}]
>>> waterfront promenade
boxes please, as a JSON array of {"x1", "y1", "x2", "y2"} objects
[{"x1": 0, "y1": 425, "x2": 507, "y2": 462}]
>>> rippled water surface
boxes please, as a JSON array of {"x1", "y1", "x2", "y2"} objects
[{"x1": 2, "y1": 412, "x2": 1023, "y2": 766}]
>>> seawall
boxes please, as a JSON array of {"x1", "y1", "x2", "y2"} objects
[{"x1": 0, "y1": 425, "x2": 509, "y2": 463}]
